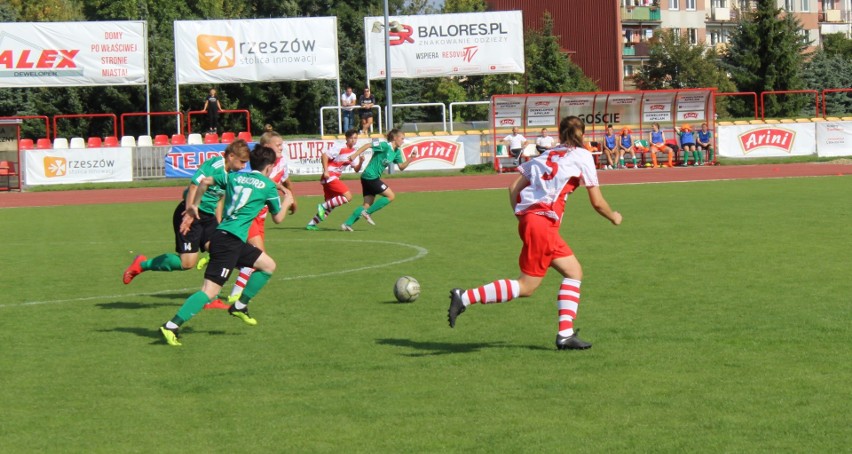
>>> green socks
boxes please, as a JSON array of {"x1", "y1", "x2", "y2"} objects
[
  {"x1": 241, "y1": 271, "x2": 272, "y2": 304},
  {"x1": 172, "y1": 291, "x2": 211, "y2": 326},
  {"x1": 366, "y1": 196, "x2": 391, "y2": 214},
  {"x1": 344, "y1": 206, "x2": 365, "y2": 226},
  {"x1": 143, "y1": 254, "x2": 184, "y2": 272}
]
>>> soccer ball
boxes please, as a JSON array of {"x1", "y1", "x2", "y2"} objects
[{"x1": 393, "y1": 276, "x2": 420, "y2": 303}]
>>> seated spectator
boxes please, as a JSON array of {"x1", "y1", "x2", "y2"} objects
[
  {"x1": 678, "y1": 124, "x2": 700, "y2": 166},
  {"x1": 648, "y1": 123, "x2": 674, "y2": 168},
  {"x1": 697, "y1": 123, "x2": 714, "y2": 165},
  {"x1": 535, "y1": 128, "x2": 555, "y2": 154},
  {"x1": 600, "y1": 124, "x2": 617, "y2": 170},
  {"x1": 617, "y1": 127, "x2": 640, "y2": 169},
  {"x1": 503, "y1": 127, "x2": 528, "y2": 166}
]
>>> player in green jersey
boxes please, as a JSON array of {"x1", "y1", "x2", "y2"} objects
[
  {"x1": 340, "y1": 129, "x2": 418, "y2": 231},
  {"x1": 158, "y1": 145, "x2": 294, "y2": 346},
  {"x1": 122, "y1": 140, "x2": 250, "y2": 300}
]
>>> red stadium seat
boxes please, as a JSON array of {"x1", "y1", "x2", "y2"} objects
[
  {"x1": 87, "y1": 137, "x2": 103, "y2": 148},
  {"x1": 220, "y1": 132, "x2": 235, "y2": 144},
  {"x1": 154, "y1": 134, "x2": 170, "y2": 146},
  {"x1": 171, "y1": 134, "x2": 186, "y2": 145},
  {"x1": 237, "y1": 131, "x2": 253, "y2": 142},
  {"x1": 203, "y1": 133, "x2": 219, "y2": 144},
  {"x1": 18, "y1": 139, "x2": 34, "y2": 150},
  {"x1": 103, "y1": 136, "x2": 119, "y2": 147},
  {"x1": 36, "y1": 138, "x2": 52, "y2": 149},
  {"x1": 0, "y1": 160, "x2": 16, "y2": 190}
]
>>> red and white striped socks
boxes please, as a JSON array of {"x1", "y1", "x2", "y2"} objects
[
  {"x1": 309, "y1": 195, "x2": 350, "y2": 225},
  {"x1": 461, "y1": 279, "x2": 519, "y2": 306},
  {"x1": 230, "y1": 267, "x2": 254, "y2": 299},
  {"x1": 557, "y1": 278, "x2": 581, "y2": 337}
]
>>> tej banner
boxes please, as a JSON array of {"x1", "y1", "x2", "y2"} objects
[
  {"x1": 364, "y1": 11, "x2": 524, "y2": 79},
  {"x1": 174, "y1": 18, "x2": 339, "y2": 84},
  {"x1": 23, "y1": 148, "x2": 133, "y2": 185},
  {"x1": 816, "y1": 121, "x2": 852, "y2": 157},
  {"x1": 0, "y1": 21, "x2": 147, "y2": 87}
]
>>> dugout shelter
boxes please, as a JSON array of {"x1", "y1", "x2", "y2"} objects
[{"x1": 490, "y1": 88, "x2": 716, "y2": 171}]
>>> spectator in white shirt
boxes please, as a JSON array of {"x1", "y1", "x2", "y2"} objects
[
  {"x1": 503, "y1": 127, "x2": 528, "y2": 166},
  {"x1": 340, "y1": 86, "x2": 357, "y2": 132},
  {"x1": 535, "y1": 128, "x2": 555, "y2": 154}
]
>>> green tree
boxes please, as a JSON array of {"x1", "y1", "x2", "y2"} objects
[
  {"x1": 803, "y1": 51, "x2": 852, "y2": 116},
  {"x1": 524, "y1": 12, "x2": 597, "y2": 94},
  {"x1": 633, "y1": 29, "x2": 735, "y2": 92},
  {"x1": 722, "y1": 0, "x2": 811, "y2": 118},
  {"x1": 822, "y1": 33, "x2": 852, "y2": 59}
]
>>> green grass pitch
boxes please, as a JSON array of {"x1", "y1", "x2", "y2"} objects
[{"x1": 1, "y1": 176, "x2": 850, "y2": 452}]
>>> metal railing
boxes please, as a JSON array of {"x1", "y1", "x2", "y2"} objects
[
  {"x1": 448, "y1": 101, "x2": 490, "y2": 133},
  {"x1": 319, "y1": 105, "x2": 383, "y2": 136},
  {"x1": 388, "y1": 102, "x2": 447, "y2": 132}
]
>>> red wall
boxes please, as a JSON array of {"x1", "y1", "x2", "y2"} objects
[{"x1": 486, "y1": 0, "x2": 622, "y2": 91}]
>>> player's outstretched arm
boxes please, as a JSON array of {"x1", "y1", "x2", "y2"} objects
[
  {"x1": 397, "y1": 150, "x2": 418, "y2": 170},
  {"x1": 271, "y1": 189, "x2": 294, "y2": 224},
  {"x1": 586, "y1": 186, "x2": 622, "y2": 225},
  {"x1": 281, "y1": 177, "x2": 297, "y2": 214}
]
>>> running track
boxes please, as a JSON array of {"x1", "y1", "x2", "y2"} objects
[{"x1": 1, "y1": 163, "x2": 850, "y2": 208}]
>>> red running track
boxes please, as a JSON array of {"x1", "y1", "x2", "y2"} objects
[{"x1": 1, "y1": 163, "x2": 850, "y2": 209}]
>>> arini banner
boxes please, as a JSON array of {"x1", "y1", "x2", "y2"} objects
[
  {"x1": 0, "y1": 21, "x2": 147, "y2": 87},
  {"x1": 364, "y1": 11, "x2": 524, "y2": 80},
  {"x1": 174, "y1": 17, "x2": 338, "y2": 84}
]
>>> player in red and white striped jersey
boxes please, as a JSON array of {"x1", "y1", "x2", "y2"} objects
[
  {"x1": 226, "y1": 131, "x2": 297, "y2": 304},
  {"x1": 448, "y1": 116, "x2": 622, "y2": 350},
  {"x1": 306, "y1": 129, "x2": 364, "y2": 230}
]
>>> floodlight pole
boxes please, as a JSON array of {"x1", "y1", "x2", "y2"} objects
[{"x1": 383, "y1": 0, "x2": 393, "y2": 133}]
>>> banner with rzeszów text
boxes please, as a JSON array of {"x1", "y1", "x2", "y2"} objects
[
  {"x1": 174, "y1": 18, "x2": 338, "y2": 84},
  {"x1": 364, "y1": 11, "x2": 524, "y2": 79},
  {"x1": 23, "y1": 148, "x2": 133, "y2": 185},
  {"x1": 0, "y1": 21, "x2": 146, "y2": 87}
]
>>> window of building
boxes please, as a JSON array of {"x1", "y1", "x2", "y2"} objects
[
  {"x1": 801, "y1": 0, "x2": 810, "y2": 11},
  {"x1": 823, "y1": 0, "x2": 835, "y2": 9},
  {"x1": 686, "y1": 0, "x2": 697, "y2": 10},
  {"x1": 784, "y1": 0, "x2": 794, "y2": 9},
  {"x1": 670, "y1": 0, "x2": 680, "y2": 10},
  {"x1": 712, "y1": 0, "x2": 727, "y2": 7},
  {"x1": 688, "y1": 28, "x2": 698, "y2": 44},
  {"x1": 625, "y1": 64, "x2": 636, "y2": 77}
]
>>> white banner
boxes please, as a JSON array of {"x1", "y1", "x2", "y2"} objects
[
  {"x1": 717, "y1": 124, "x2": 816, "y2": 158},
  {"x1": 174, "y1": 18, "x2": 338, "y2": 84},
  {"x1": 364, "y1": 11, "x2": 524, "y2": 79},
  {"x1": 283, "y1": 137, "x2": 467, "y2": 175},
  {"x1": 23, "y1": 148, "x2": 133, "y2": 185},
  {"x1": 816, "y1": 121, "x2": 852, "y2": 157},
  {"x1": 0, "y1": 21, "x2": 146, "y2": 87}
]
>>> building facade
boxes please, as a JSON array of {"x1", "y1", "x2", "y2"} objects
[{"x1": 487, "y1": 0, "x2": 852, "y2": 91}]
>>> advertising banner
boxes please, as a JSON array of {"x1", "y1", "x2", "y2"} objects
[
  {"x1": 0, "y1": 21, "x2": 147, "y2": 87},
  {"x1": 816, "y1": 121, "x2": 852, "y2": 157},
  {"x1": 23, "y1": 148, "x2": 133, "y2": 185},
  {"x1": 174, "y1": 17, "x2": 338, "y2": 84},
  {"x1": 364, "y1": 11, "x2": 524, "y2": 79},
  {"x1": 717, "y1": 124, "x2": 816, "y2": 158},
  {"x1": 165, "y1": 137, "x2": 468, "y2": 177}
]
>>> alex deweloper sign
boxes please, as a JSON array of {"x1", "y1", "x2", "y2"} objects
[
  {"x1": 174, "y1": 18, "x2": 339, "y2": 84},
  {"x1": 364, "y1": 11, "x2": 524, "y2": 79},
  {"x1": 0, "y1": 21, "x2": 147, "y2": 87}
]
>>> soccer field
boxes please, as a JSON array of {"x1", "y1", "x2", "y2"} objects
[{"x1": 1, "y1": 176, "x2": 850, "y2": 452}]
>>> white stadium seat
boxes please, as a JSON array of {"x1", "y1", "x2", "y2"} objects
[
  {"x1": 137, "y1": 135, "x2": 153, "y2": 147},
  {"x1": 120, "y1": 136, "x2": 137, "y2": 147},
  {"x1": 53, "y1": 138, "x2": 69, "y2": 149},
  {"x1": 187, "y1": 133, "x2": 203, "y2": 145},
  {"x1": 69, "y1": 137, "x2": 86, "y2": 149}
]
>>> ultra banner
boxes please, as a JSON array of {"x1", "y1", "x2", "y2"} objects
[
  {"x1": 364, "y1": 11, "x2": 524, "y2": 79},
  {"x1": 174, "y1": 18, "x2": 339, "y2": 84},
  {"x1": 0, "y1": 21, "x2": 147, "y2": 87},
  {"x1": 164, "y1": 137, "x2": 468, "y2": 177}
]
